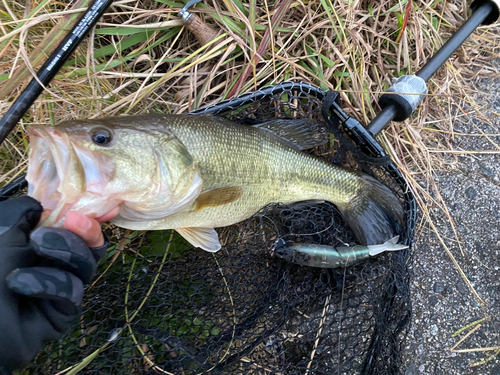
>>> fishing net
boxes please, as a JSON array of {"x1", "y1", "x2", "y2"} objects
[{"x1": 11, "y1": 82, "x2": 416, "y2": 375}]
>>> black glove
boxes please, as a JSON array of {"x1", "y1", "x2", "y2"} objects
[{"x1": 0, "y1": 196, "x2": 108, "y2": 374}]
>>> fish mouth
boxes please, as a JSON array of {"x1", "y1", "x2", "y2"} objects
[
  {"x1": 26, "y1": 126, "x2": 88, "y2": 226},
  {"x1": 27, "y1": 127, "x2": 67, "y2": 208}
]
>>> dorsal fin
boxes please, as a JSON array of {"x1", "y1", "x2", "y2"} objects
[{"x1": 253, "y1": 119, "x2": 328, "y2": 150}]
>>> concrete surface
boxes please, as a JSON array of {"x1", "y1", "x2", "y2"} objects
[{"x1": 403, "y1": 71, "x2": 500, "y2": 374}]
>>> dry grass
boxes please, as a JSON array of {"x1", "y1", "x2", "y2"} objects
[{"x1": 1, "y1": 0, "x2": 500, "y2": 369}]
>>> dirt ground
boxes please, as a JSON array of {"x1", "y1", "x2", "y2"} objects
[{"x1": 402, "y1": 66, "x2": 500, "y2": 374}]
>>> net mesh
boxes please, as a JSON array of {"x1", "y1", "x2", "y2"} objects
[{"x1": 14, "y1": 82, "x2": 415, "y2": 375}]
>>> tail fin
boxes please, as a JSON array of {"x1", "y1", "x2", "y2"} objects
[
  {"x1": 368, "y1": 235, "x2": 409, "y2": 256},
  {"x1": 338, "y1": 174, "x2": 405, "y2": 246}
]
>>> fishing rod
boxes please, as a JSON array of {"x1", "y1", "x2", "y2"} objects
[
  {"x1": 0, "y1": 0, "x2": 114, "y2": 144},
  {"x1": 178, "y1": 0, "x2": 220, "y2": 46},
  {"x1": 0, "y1": 0, "x2": 215, "y2": 147},
  {"x1": 0, "y1": 0, "x2": 499, "y2": 200},
  {"x1": 0, "y1": 0, "x2": 114, "y2": 200},
  {"x1": 0, "y1": 0, "x2": 219, "y2": 200}
]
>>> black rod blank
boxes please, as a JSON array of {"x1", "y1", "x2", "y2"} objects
[{"x1": 0, "y1": 0, "x2": 114, "y2": 144}]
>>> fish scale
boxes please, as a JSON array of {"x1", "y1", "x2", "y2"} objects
[
  {"x1": 140, "y1": 115, "x2": 361, "y2": 229},
  {"x1": 26, "y1": 113, "x2": 404, "y2": 251}
]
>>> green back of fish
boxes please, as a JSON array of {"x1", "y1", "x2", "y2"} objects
[{"x1": 145, "y1": 114, "x2": 361, "y2": 229}]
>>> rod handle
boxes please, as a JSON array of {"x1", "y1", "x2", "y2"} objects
[{"x1": 184, "y1": 13, "x2": 220, "y2": 46}]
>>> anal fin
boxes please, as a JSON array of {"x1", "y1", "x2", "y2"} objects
[{"x1": 176, "y1": 227, "x2": 221, "y2": 252}]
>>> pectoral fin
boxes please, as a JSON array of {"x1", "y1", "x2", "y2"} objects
[
  {"x1": 193, "y1": 186, "x2": 243, "y2": 212},
  {"x1": 176, "y1": 227, "x2": 221, "y2": 252}
]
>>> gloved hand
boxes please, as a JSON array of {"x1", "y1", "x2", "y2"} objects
[{"x1": 0, "y1": 196, "x2": 109, "y2": 374}]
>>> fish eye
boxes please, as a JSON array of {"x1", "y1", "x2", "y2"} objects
[{"x1": 91, "y1": 128, "x2": 112, "y2": 145}]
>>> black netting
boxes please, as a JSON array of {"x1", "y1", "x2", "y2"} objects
[{"x1": 12, "y1": 82, "x2": 415, "y2": 375}]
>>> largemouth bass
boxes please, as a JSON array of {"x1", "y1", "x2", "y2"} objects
[{"x1": 26, "y1": 114, "x2": 404, "y2": 252}]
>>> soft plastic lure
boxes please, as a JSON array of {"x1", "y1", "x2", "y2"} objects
[{"x1": 273, "y1": 236, "x2": 408, "y2": 268}]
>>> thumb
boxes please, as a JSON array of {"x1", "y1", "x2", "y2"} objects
[{"x1": 63, "y1": 212, "x2": 105, "y2": 248}]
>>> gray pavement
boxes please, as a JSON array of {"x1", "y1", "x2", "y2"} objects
[{"x1": 403, "y1": 72, "x2": 500, "y2": 374}]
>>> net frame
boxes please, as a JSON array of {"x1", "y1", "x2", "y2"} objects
[{"x1": 14, "y1": 81, "x2": 416, "y2": 375}]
